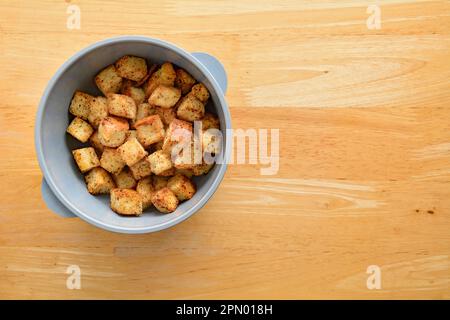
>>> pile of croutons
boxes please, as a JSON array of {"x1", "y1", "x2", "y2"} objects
[{"x1": 66, "y1": 55, "x2": 220, "y2": 216}]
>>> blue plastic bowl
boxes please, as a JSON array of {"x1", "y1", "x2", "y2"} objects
[{"x1": 35, "y1": 36, "x2": 231, "y2": 234}]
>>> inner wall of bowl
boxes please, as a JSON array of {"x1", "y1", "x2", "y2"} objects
[{"x1": 41, "y1": 40, "x2": 227, "y2": 230}]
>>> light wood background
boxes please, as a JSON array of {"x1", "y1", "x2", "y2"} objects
[{"x1": 0, "y1": 0, "x2": 449, "y2": 299}]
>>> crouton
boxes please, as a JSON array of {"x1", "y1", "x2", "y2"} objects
[
  {"x1": 144, "y1": 62, "x2": 176, "y2": 97},
  {"x1": 126, "y1": 129, "x2": 137, "y2": 142},
  {"x1": 175, "y1": 69, "x2": 196, "y2": 94},
  {"x1": 89, "y1": 131, "x2": 105, "y2": 156},
  {"x1": 192, "y1": 162, "x2": 214, "y2": 176},
  {"x1": 151, "y1": 187, "x2": 178, "y2": 213},
  {"x1": 129, "y1": 158, "x2": 152, "y2": 180},
  {"x1": 134, "y1": 115, "x2": 165, "y2": 147},
  {"x1": 167, "y1": 174, "x2": 196, "y2": 201},
  {"x1": 112, "y1": 167, "x2": 137, "y2": 189},
  {"x1": 85, "y1": 167, "x2": 115, "y2": 195},
  {"x1": 162, "y1": 118, "x2": 193, "y2": 154},
  {"x1": 148, "y1": 85, "x2": 181, "y2": 109},
  {"x1": 95, "y1": 65, "x2": 122, "y2": 96},
  {"x1": 87, "y1": 96, "x2": 108, "y2": 128},
  {"x1": 72, "y1": 147, "x2": 100, "y2": 173},
  {"x1": 190, "y1": 83, "x2": 210, "y2": 103},
  {"x1": 115, "y1": 55, "x2": 147, "y2": 82},
  {"x1": 158, "y1": 167, "x2": 176, "y2": 177},
  {"x1": 121, "y1": 80, "x2": 146, "y2": 106},
  {"x1": 98, "y1": 116, "x2": 129, "y2": 147},
  {"x1": 67, "y1": 117, "x2": 94, "y2": 143},
  {"x1": 69, "y1": 91, "x2": 93, "y2": 120},
  {"x1": 201, "y1": 112, "x2": 220, "y2": 130},
  {"x1": 173, "y1": 146, "x2": 197, "y2": 170},
  {"x1": 155, "y1": 106, "x2": 176, "y2": 126},
  {"x1": 100, "y1": 147, "x2": 126, "y2": 175},
  {"x1": 110, "y1": 188, "x2": 143, "y2": 216},
  {"x1": 136, "y1": 177, "x2": 154, "y2": 209},
  {"x1": 152, "y1": 175, "x2": 168, "y2": 191},
  {"x1": 176, "y1": 95, "x2": 205, "y2": 122},
  {"x1": 147, "y1": 150, "x2": 173, "y2": 175},
  {"x1": 117, "y1": 137, "x2": 148, "y2": 167},
  {"x1": 107, "y1": 93, "x2": 137, "y2": 120}
]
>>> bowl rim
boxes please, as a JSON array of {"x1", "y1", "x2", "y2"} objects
[{"x1": 34, "y1": 35, "x2": 232, "y2": 234}]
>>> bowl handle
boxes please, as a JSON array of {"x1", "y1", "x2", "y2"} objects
[
  {"x1": 191, "y1": 52, "x2": 227, "y2": 94},
  {"x1": 41, "y1": 178, "x2": 77, "y2": 218}
]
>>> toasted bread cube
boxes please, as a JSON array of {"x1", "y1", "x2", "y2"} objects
[
  {"x1": 129, "y1": 158, "x2": 152, "y2": 180},
  {"x1": 192, "y1": 162, "x2": 214, "y2": 176},
  {"x1": 131, "y1": 103, "x2": 156, "y2": 128},
  {"x1": 95, "y1": 65, "x2": 123, "y2": 96},
  {"x1": 69, "y1": 91, "x2": 93, "y2": 120},
  {"x1": 148, "y1": 85, "x2": 181, "y2": 109},
  {"x1": 155, "y1": 106, "x2": 176, "y2": 126},
  {"x1": 147, "y1": 150, "x2": 173, "y2": 175},
  {"x1": 162, "y1": 118, "x2": 193, "y2": 152},
  {"x1": 176, "y1": 95, "x2": 205, "y2": 122},
  {"x1": 72, "y1": 147, "x2": 100, "y2": 173},
  {"x1": 87, "y1": 96, "x2": 108, "y2": 128},
  {"x1": 112, "y1": 167, "x2": 137, "y2": 189},
  {"x1": 117, "y1": 137, "x2": 148, "y2": 167},
  {"x1": 134, "y1": 115, "x2": 165, "y2": 147},
  {"x1": 144, "y1": 62, "x2": 176, "y2": 97},
  {"x1": 158, "y1": 167, "x2": 176, "y2": 177},
  {"x1": 85, "y1": 167, "x2": 115, "y2": 195},
  {"x1": 153, "y1": 175, "x2": 168, "y2": 191},
  {"x1": 98, "y1": 116, "x2": 129, "y2": 147},
  {"x1": 136, "y1": 177, "x2": 154, "y2": 209},
  {"x1": 201, "y1": 113, "x2": 220, "y2": 130},
  {"x1": 190, "y1": 83, "x2": 210, "y2": 103},
  {"x1": 151, "y1": 187, "x2": 178, "y2": 213},
  {"x1": 67, "y1": 117, "x2": 94, "y2": 143},
  {"x1": 175, "y1": 168, "x2": 194, "y2": 178},
  {"x1": 121, "y1": 80, "x2": 146, "y2": 106},
  {"x1": 100, "y1": 147, "x2": 126, "y2": 175},
  {"x1": 115, "y1": 55, "x2": 147, "y2": 82},
  {"x1": 136, "y1": 102, "x2": 156, "y2": 120},
  {"x1": 89, "y1": 131, "x2": 105, "y2": 156},
  {"x1": 110, "y1": 188, "x2": 142, "y2": 216},
  {"x1": 107, "y1": 93, "x2": 137, "y2": 119},
  {"x1": 167, "y1": 174, "x2": 196, "y2": 201},
  {"x1": 175, "y1": 69, "x2": 196, "y2": 94},
  {"x1": 126, "y1": 130, "x2": 137, "y2": 142},
  {"x1": 173, "y1": 146, "x2": 197, "y2": 170}
]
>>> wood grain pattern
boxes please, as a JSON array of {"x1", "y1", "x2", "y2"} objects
[{"x1": 0, "y1": 0, "x2": 449, "y2": 299}]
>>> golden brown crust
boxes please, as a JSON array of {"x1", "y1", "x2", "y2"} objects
[
  {"x1": 98, "y1": 116, "x2": 129, "y2": 147},
  {"x1": 117, "y1": 137, "x2": 148, "y2": 167},
  {"x1": 95, "y1": 65, "x2": 122, "y2": 96},
  {"x1": 67, "y1": 117, "x2": 94, "y2": 143},
  {"x1": 100, "y1": 147, "x2": 126, "y2": 175},
  {"x1": 114, "y1": 55, "x2": 147, "y2": 82},
  {"x1": 167, "y1": 174, "x2": 196, "y2": 201},
  {"x1": 175, "y1": 69, "x2": 196, "y2": 95},
  {"x1": 151, "y1": 187, "x2": 178, "y2": 213},
  {"x1": 148, "y1": 85, "x2": 181, "y2": 109},
  {"x1": 72, "y1": 147, "x2": 100, "y2": 173},
  {"x1": 110, "y1": 188, "x2": 143, "y2": 216},
  {"x1": 107, "y1": 93, "x2": 137, "y2": 120},
  {"x1": 85, "y1": 167, "x2": 115, "y2": 195}
]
